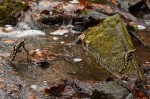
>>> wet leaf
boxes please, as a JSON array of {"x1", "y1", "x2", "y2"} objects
[
  {"x1": 85, "y1": 5, "x2": 93, "y2": 10},
  {"x1": 40, "y1": 10, "x2": 50, "y2": 15},
  {"x1": 80, "y1": 0, "x2": 88, "y2": 5},
  {"x1": 0, "y1": 78, "x2": 4, "y2": 89},
  {"x1": 45, "y1": 81, "x2": 66, "y2": 95},
  {"x1": 145, "y1": 85, "x2": 150, "y2": 89},
  {"x1": 110, "y1": 0, "x2": 119, "y2": 5},
  {"x1": 136, "y1": 91, "x2": 143, "y2": 97},
  {"x1": 3, "y1": 39, "x2": 15, "y2": 44}
]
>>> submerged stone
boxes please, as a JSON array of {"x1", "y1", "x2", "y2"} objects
[{"x1": 85, "y1": 14, "x2": 143, "y2": 79}]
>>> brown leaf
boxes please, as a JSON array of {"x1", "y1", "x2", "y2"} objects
[
  {"x1": 136, "y1": 91, "x2": 143, "y2": 97},
  {"x1": 80, "y1": 0, "x2": 88, "y2": 5},
  {"x1": 40, "y1": 10, "x2": 50, "y2": 15},
  {"x1": 0, "y1": 78, "x2": 4, "y2": 89},
  {"x1": 45, "y1": 81, "x2": 66, "y2": 95},
  {"x1": 145, "y1": 85, "x2": 150, "y2": 89},
  {"x1": 3, "y1": 39, "x2": 15, "y2": 44}
]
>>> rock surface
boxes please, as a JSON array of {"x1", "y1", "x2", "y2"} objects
[{"x1": 85, "y1": 14, "x2": 143, "y2": 79}]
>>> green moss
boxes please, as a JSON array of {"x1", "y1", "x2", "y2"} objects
[
  {"x1": 85, "y1": 14, "x2": 143, "y2": 79},
  {"x1": 0, "y1": 0, "x2": 27, "y2": 24}
]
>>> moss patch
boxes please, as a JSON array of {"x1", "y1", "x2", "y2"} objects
[{"x1": 0, "y1": 0, "x2": 27, "y2": 25}]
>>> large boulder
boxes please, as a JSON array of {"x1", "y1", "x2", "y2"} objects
[{"x1": 85, "y1": 14, "x2": 143, "y2": 79}]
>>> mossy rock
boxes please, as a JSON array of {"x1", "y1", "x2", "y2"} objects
[
  {"x1": 0, "y1": 0, "x2": 28, "y2": 25},
  {"x1": 85, "y1": 14, "x2": 143, "y2": 79}
]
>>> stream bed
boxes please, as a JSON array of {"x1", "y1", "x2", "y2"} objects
[{"x1": 0, "y1": 0, "x2": 149, "y2": 98}]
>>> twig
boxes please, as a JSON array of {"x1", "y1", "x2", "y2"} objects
[{"x1": 130, "y1": 31, "x2": 150, "y2": 48}]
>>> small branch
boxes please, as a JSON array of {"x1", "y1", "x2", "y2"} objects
[{"x1": 130, "y1": 31, "x2": 150, "y2": 48}]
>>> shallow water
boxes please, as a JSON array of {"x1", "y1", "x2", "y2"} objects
[
  {"x1": 135, "y1": 31, "x2": 150, "y2": 64},
  {"x1": 6, "y1": 30, "x2": 113, "y2": 88}
]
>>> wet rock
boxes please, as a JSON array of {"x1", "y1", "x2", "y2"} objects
[
  {"x1": 84, "y1": 11, "x2": 108, "y2": 22},
  {"x1": 92, "y1": 81, "x2": 129, "y2": 99},
  {"x1": 128, "y1": 0, "x2": 150, "y2": 17},
  {"x1": 41, "y1": 79, "x2": 129, "y2": 99},
  {"x1": 31, "y1": 85, "x2": 38, "y2": 91},
  {"x1": 0, "y1": 62, "x2": 25, "y2": 99},
  {"x1": 85, "y1": 14, "x2": 143, "y2": 79},
  {"x1": 125, "y1": 93, "x2": 134, "y2": 99},
  {"x1": 4, "y1": 83, "x2": 22, "y2": 99},
  {"x1": 118, "y1": 0, "x2": 142, "y2": 11}
]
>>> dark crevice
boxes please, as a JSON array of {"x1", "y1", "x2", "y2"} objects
[{"x1": 129, "y1": 0, "x2": 150, "y2": 17}]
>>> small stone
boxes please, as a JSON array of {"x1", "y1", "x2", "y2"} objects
[
  {"x1": 60, "y1": 41, "x2": 65, "y2": 44},
  {"x1": 73, "y1": 58, "x2": 82, "y2": 62},
  {"x1": 50, "y1": 29, "x2": 69, "y2": 36},
  {"x1": 5, "y1": 25, "x2": 12, "y2": 28},
  {"x1": 69, "y1": 0, "x2": 79, "y2": 4},
  {"x1": 64, "y1": 35, "x2": 68, "y2": 37},
  {"x1": 53, "y1": 37, "x2": 59, "y2": 40},
  {"x1": 35, "y1": 49, "x2": 40, "y2": 52},
  {"x1": 145, "y1": 61, "x2": 150, "y2": 64},
  {"x1": 31, "y1": 85, "x2": 38, "y2": 91},
  {"x1": 43, "y1": 81, "x2": 48, "y2": 86},
  {"x1": 4, "y1": 27, "x2": 14, "y2": 32},
  {"x1": 66, "y1": 25, "x2": 74, "y2": 28}
]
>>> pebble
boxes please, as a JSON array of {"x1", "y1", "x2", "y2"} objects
[
  {"x1": 64, "y1": 35, "x2": 68, "y2": 37},
  {"x1": 35, "y1": 49, "x2": 40, "y2": 52},
  {"x1": 145, "y1": 61, "x2": 150, "y2": 64},
  {"x1": 5, "y1": 25, "x2": 12, "y2": 28},
  {"x1": 50, "y1": 29, "x2": 69, "y2": 36},
  {"x1": 53, "y1": 37, "x2": 59, "y2": 40},
  {"x1": 69, "y1": 0, "x2": 79, "y2": 4},
  {"x1": 43, "y1": 81, "x2": 48, "y2": 86},
  {"x1": 73, "y1": 58, "x2": 82, "y2": 62},
  {"x1": 4, "y1": 27, "x2": 14, "y2": 32},
  {"x1": 31, "y1": 85, "x2": 38, "y2": 91},
  {"x1": 60, "y1": 41, "x2": 65, "y2": 44}
]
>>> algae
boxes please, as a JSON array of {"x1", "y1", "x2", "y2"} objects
[
  {"x1": 0, "y1": 0, "x2": 27, "y2": 25},
  {"x1": 85, "y1": 14, "x2": 143, "y2": 79}
]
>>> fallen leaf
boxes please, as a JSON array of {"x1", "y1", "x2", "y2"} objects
[
  {"x1": 136, "y1": 91, "x2": 143, "y2": 97},
  {"x1": 45, "y1": 81, "x2": 66, "y2": 95},
  {"x1": 80, "y1": 0, "x2": 88, "y2": 5},
  {"x1": 85, "y1": 5, "x2": 93, "y2": 10},
  {"x1": 3, "y1": 39, "x2": 15, "y2": 44},
  {"x1": 40, "y1": 10, "x2": 50, "y2": 15},
  {"x1": 145, "y1": 85, "x2": 150, "y2": 89},
  {"x1": 110, "y1": 0, "x2": 119, "y2": 5},
  {"x1": 0, "y1": 78, "x2": 4, "y2": 89}
]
